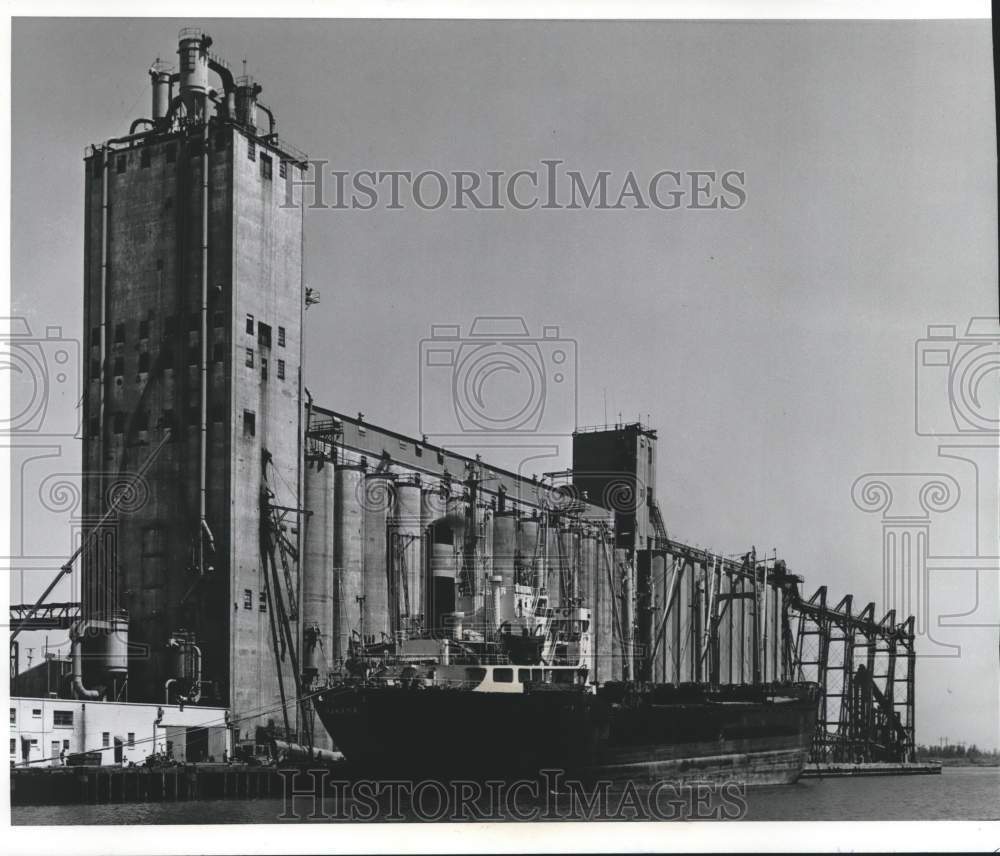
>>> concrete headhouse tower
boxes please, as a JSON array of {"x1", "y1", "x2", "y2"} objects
[{"x1": 79, "y1": 29, "x2": 307, "y2": 740}]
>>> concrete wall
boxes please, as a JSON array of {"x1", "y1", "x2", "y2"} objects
[
  {"x1": 10, "y1": 696, "x2": 230, "y2": 767},
  {"x1": 81, "y1": 120, "x2": 304, "y2": 741}
]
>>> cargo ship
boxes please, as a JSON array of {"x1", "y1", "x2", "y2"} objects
[{"x1": 313, "y1": 598, "x2": 820, "y2": 784}]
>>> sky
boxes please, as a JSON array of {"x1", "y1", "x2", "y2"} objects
[{"x1": 8, "y1": 17, "x2": 999, "y2": 749}]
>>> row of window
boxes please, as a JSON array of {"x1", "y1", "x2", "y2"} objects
[
  {"x1": 96, "y1": 318, "x2": 286, "y2": 347},
  {"x1": 246, "y1": 140, "x2": 288, "y2": 179},
  {"x1": 242, "y1": 589, "x2": 267, "y2": 611},
  {"x1": 92, "y1": 348, "x2": 287, "y2": 379}
]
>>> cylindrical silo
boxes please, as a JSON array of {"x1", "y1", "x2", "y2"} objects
[
  {"x1": 594, "y1": 528, "x2": 615, "y2": 683},
  {"x1": 649, "y1": 551, "x2": 666, "y2": 683},
  {"x1": 333, "y1": 464, "x2": 365, "y2": 662},
  {"x1": 493, "y1": 511, "x2": 517, "y2": 589},
  {"x1": 579, "y1": 526, "x2": 596, "y2": 615},
  {"x1": 362, "y1": 473, "x2": 394, "y2": 644},
  {"x1": 302, "y1": 454, "x2": 335, "y2": 678},
  {"x1": 518, "y1": 516, "x2": 540, "y2": 589},
  {"x1": 177, "y1": 29, "x2": 210, "y2": 119},
  {"x1": 446, "y1": 493, "x2": 469, "y2": 596},
  {"x1": 150, "y1": 67, "x2": 172, "y2": 121},
  {"x1": 393, "y1": 476, "x2": 424, "y2": 637},
  {"x1": 545, "y1": 519, "x2": 563, "y2": 606},
  {"x1": 718, "y1": 570, "x2": 733, "y2": 686}
]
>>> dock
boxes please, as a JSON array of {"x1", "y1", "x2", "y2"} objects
[
  {"x1": 800, "y1": 761, "x2": 942, "y2": 778},
  {"x1": 10, "y1": 763, "x2": 336, "y2": 806}
]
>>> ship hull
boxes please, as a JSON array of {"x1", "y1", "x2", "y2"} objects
[{"x1": 312, "y1": 682, "x2": 817, "y2": 786}]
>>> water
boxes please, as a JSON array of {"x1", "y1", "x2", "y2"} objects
[{"x1": 12, "y1": 767, "x2": 999, "y2": 824}]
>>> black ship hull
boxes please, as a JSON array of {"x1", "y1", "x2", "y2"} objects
[{"x1": 312, "y1": 682, "x2": 819, "y2": 786}]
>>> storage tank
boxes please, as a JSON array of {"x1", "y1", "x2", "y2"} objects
[
  {"x1": 302, "y1": 454, "x2": 335, "y2": 677},
  {"x1": 235, "y1": 75, "x2": 261, "y2": 129},
  {"x1": 177, "y1": 29, "x2": 210, "y2": 118},
  {"x1": 149, "y1": 64, "x2": 172, "y2": 122},
  {"x1": 362, "y1": 473, "x2": 395, "y2": 643},
  {"x1": 393, "y1": 476, "x2": 424, "y2": 636},
  {"x1": 421, "y1": 484, "x2": 448, "y2": 622},
  {"x1": 168, "y1": 629, "x2": 197, "y2": 680},
  {"x1": 101, "y1": 609, "x2": 130, "y2": 675},
  {"x1": 333, "y1": 464, "x2": 365, "y2": 661}
]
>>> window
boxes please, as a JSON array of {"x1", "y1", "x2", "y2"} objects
[
  {"x1": 160, "y1": 408, "x2": 175, "y2": 432},
  {"x1": 188, "y1": 312, "x2": 199, "y2": 331},
  {"x1": 260, "y1": 153, "x2": 272, "y2": 180},
  {"x1": 215, "y1": 132, "x2": 227, "y2": 151},
  {"x1": 276, "y1": 359, "x2": 285, "y2": 380},
  {"x1": 243, "y1": 589, "x2": 253, "y2": 609},
  {"x1": 53, "y1": 710, "x2": 74, "y2": 727},
  {"x1": 9, "y1": 739, "x2": 14, "y2": 754},
  {"x1": 32, "y1": 708, "x2": 41, "y2": 718},
  {"x1": 114, "y1": 323, "x2": 125, "y2": 343},
  {"x1": 164, "y1": 315, "x2": 177, "y2": 336},
  {"x1": 258, "y1": 323, "x2": 271, "y2": 348},
  {"x1": 135, "y1": 410, "x2": 149, "y2": 432},
  {"x1": 259, "y1": 592, "x2": 267, "y2": 612},
  {"x1": 210, "y1": 404, "x2": 224, "y2": 424},
  {"x1": 188, "y1": 346, "x2": 199, "y2": 366},
  {"x1": 113, "y1": 357, "x2": 124, "y2": 376},
  {"x1": 138, "y1": 352, "x2": 150, "y2": 373},
  {"x1": 213, "y1": 310, "x2": 224, "y2": 328},
  {"x1": 113, "y1": 412, "x2": 125, "y2": 434},
  {"x1": 90, "y1": 359, "x2": 100, "y2": 379},
  {"x1": 140, "y1": 147, "x2": 151, "y2": 169},
  {"x1": 102, "y1": 732, "x2": 110, "y2": 748},
  {"x1": 277, "y1": 326, "x2": 286, "y2": 347},
  {"x1": 63, "y1": 740, "x2": 69, "y2": 750},
  {"x1": 493, "y1": 668, "x2": 513, "y2": 683},
  {"x1": 127, "y1": 733, "x2": 135, "y2": 748},
  {"x1": 518, "y1": 669, "x2": 532, "y2": 683},
  {"x1": 213, "y1": 343, "x2": 225, "y2": 363},
  {"x1": 248, "y1": 139, "x2": 256, "y2": 161},
  {"x1": 166, "y1": 144, "x2": 176, "y2": 164},
  {"x1": 91, "y1": 327, "x2": 101, "y2": 347},
  {"x1": 139, "y1": 320, "x2": 150, "y2": 339},
  {"x1": 246, "y1": 314, "x2": 254, "y2": 335},
  {"x1": 245, "y1": 348, "x2": 254, "y2": 368},
  {"x1": 261, "y1": 358, "x2": 268, "y2": 381},
  {"x1": 116, "y1": 155, "x2": 126, "y2": 174},
  {"x1": 279, "y1": 161, "x2": 287, "y2": 179},
  {"x1": 243, "y1": 410, "x2": 256, "y2": 437},
  {"x1": 9, "y1": 708, "x2": 14, "y2": 724}
]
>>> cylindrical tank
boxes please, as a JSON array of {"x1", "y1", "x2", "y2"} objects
[
  {"x1": 493, "y1": 512, "x2": 517, "y2": 589},
  {"x1": 362, "y1": 473, "x2": 394, "y2": 643},
  {"x1": 94, "y1": 609, "x2": 129, "y2": 675},
  {"x1": 618, "y1": 549, "x2": 634, "y2": 681},
  {"x1": 333, "y1": 465, "x2": 365, "y2": 661},
  {"x1": 567, "y1": 525, "x2": 582, "y2": 603},
  {"x1": 150, "y1": 66, "x2": 172, "y2": 121},
  {"x1": 518, "y1": 516, "x2": 540, "y2": 588},
  {"x1": 393, "y1": 477, "x2": 423, "y2": 636},
  {"x1": 302, "y1": 454, "x2": 335, "y2": 677},
  {"x1": 168, "y1": 629, "x2": 197, "y2": 680},
  {"x1": 177, "y1": 29, "x2": 210, "y2": 96},
  {"x1": 235, "y1": 77, "x2": 261, "y2": 129},
  {"x1": 421, "y1": 485, "x2": 448, "y2": 624}
]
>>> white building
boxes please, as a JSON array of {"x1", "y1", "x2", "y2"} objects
[{"x1": 10, "y1": 697, "x2": 231, "y2": 767}]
